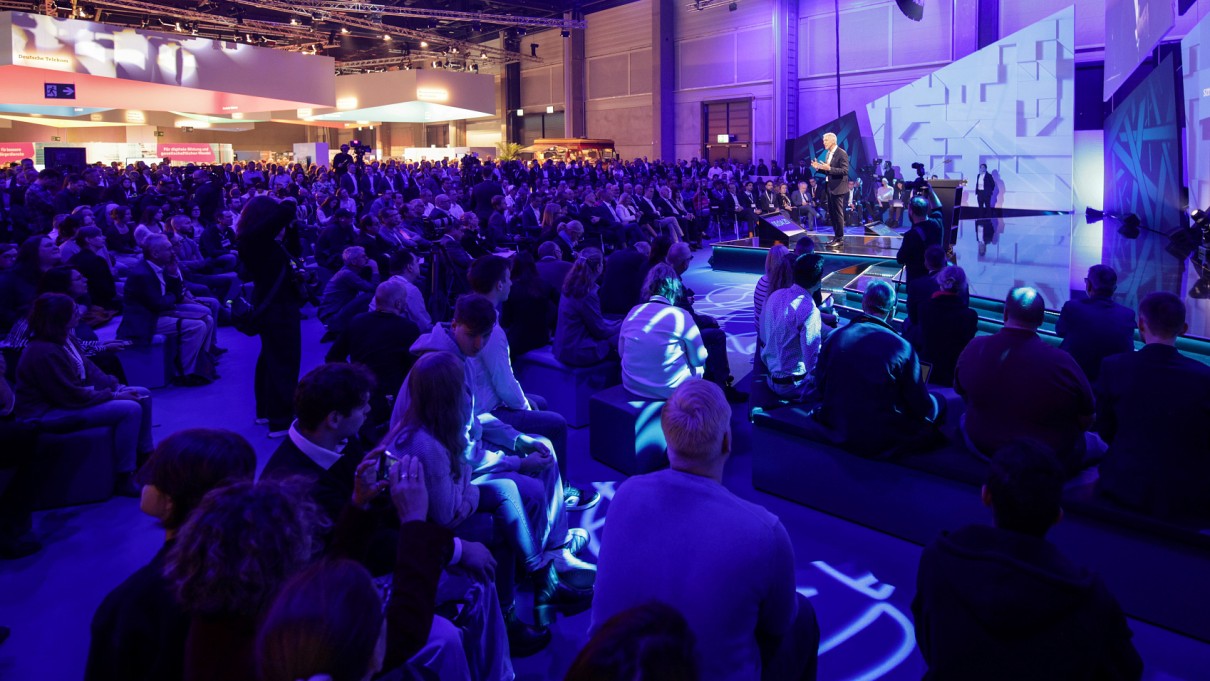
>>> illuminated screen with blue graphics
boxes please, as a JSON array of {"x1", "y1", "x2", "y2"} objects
[
  {"x1": 1105, "y1": 0, "x2": 1176, "y2": 101},
  {"x1": 1183, "y1": 12, "x2": 1210, "y2": 212},
  {"x1": 866, "y1": 7, "x2": 1075, "y2": 211},
  {"x1": 1103, "y1": 53, "x2": 1184, "y2": 301}
]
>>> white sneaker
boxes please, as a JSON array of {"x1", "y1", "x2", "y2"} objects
[{"x1": 553, "y1": 528, "x2": 595, "y2": 573}]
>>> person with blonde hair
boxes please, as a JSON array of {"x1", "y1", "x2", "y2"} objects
[
  {"x1": 752, "y1": 244, "x2": 793, "y2": 327},
  {"x1": 554, "y1": 248, "x2": 621, "y2": 366},
  {"x1": 591, "y1": 379, "x2": 818, "y2": 681}
]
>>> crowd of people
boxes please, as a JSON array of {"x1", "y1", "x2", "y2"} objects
[{"x1": 0, "y1": 149, "x2": 1197, "y2": 680}]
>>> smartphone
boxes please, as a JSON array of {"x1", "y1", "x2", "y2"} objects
[{"x1": 376, "y1": 450, "x2": 400, "y2": 482}]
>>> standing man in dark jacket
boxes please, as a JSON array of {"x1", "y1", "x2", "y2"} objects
[
  {"x1": 599, "y1": 243, "x2": 648, "y2": 316},
  {"x1": 897, "y1": 192, "x2": 944, "y2": 282},
  {"x1": 1096, "y1": 292, "x2": 1210, "y2": 522},
  {"x1": 913, "y1": 440, "x2": 1143, "y2": 681},
  {"x1": 810, "y1": 132, "x2": 850, "y2": 248},
  {"x1": 470, "y1": 167, "x2": 504, "y2": 229},
  {"x1": 1055, "y1": 265, "x2": 1136, "y2": 383},
  {"x1": 812, "y1": 280, "x2": 940, "y2": 455}
]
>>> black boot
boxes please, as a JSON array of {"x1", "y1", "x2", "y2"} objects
[
  {"x1": 504, "y1": 605, "x2": 551, "y2": 658},
  {"x1": 531, "y1": 562, "x2": 593, "y2": 627}
]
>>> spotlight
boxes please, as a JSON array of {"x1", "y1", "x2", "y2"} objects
[
  {"x1": 1117, "y1": 213, "x2": 1140, "y2": 239},
  {"x1": 383, "y1": 34, "x2": 391, "y2": 41},
  {"x1": 340, "y1": 27, "x2": 349, "y2": 34},
  {"x1": 420, "y1": 40, "x2": 428, "y2": 48},
  {"x1": 530, "y1": 43, "x2": 538, "y2": 57},
  {"x1": 479, "y1": 51, "x2": 486, "y2": 59},
  {"x1": 561, "y1": 29, "x2": 570, "y2": 38},
  {"x1": 470, "y1": 63, "x2": 478, "y2": 72},
  {"x1": 290, "y1": 17, "x2": 298, "y2": 25},
  {"x1": 1084, "y1": 207, "x2": 1104, "y2": 223},
  {"x1": 432, "y1": 60, "x2": 440, "y2": 68}
]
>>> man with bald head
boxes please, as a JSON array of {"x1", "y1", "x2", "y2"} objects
[{"x1": 955, "y1": 287, "x2": 1094, "y2": 474}]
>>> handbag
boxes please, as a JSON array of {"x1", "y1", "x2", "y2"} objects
[{"x1": 230, "y1": 265, "x2": 287, "y2": 337}]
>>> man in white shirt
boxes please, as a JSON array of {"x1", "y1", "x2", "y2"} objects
[{"x1": 759, "y1": 254, "x2": 824, "y2": 401}]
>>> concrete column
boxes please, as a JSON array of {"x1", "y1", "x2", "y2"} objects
[
  {"x1": 504, "y1": 33, "x2": 523, "y2": 145},
  {"x1": 772, "y1": 0, "x2": 799, "y2": 165},
  {"x1": 448, "y1": 120, "x2": 467, "y2": 147},
  {"x1": 563, "y1": 10, "x2": 587, "y2": 138},
  {"x1": 652, "y1": 0, "x2": 675, "y2": 161}
]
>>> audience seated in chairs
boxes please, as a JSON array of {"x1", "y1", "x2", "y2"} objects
[
  {"x1": 117, "y1": 234, "x2": 218, "y2": 387},
  {"x1": 1096, "y1": 292, "x2": 1210, "y2": 523},
  {"x1": 1056, "y1": 264, "x2": 1137, "y2": 384},
  {"x1": 618, "y1": 264, "x2": 707, "y2": 401},
  {"x1": 318, "y1": 245, "x2": 380, "y2": 341},
  {"x1": 758, "y1": 253, "x2": 824, "y2": 403},
  {"x1": 14, "y1": 293, "x2": 153, "y2": 497},
  {"x1": 535, "y1": 240, "x2": 572, "y2": 300},
  {"x1": 69, "y1": 226, "x2": 121, "y2": 312},
  {"x1": 554, "y1": 248, "x2": 621, "y2": 367},
  {"x1": 326, "y1": 281, "x2": 422, "y2": 431},
  {"x1": 591, "y1": 379, "x2": 819, "y2": 681},
  {"x1": 388, "y1": 299, "x2": 596, "y2": 628},
  {"x1": 912, "y1": 439, "x2": 1143, "y2": 680},
  {"x1": 955, "y1": 287, "x2": 1094, "y2": 475},
  {"x1": 811, "y1": 280, "x2": 941, "y2": 456},
  {"x1": 913, "y1": 265, "x2": 978, "y2": 388},
  {"x1": 85, "y1": 428, "x2": 257, "y2": 681}
]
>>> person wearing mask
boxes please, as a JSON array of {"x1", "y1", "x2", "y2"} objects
[
  {"x1": 14, "y1": 293, "x2": 153, "y2": 497},
  {"x1": 1056, "y1": 265, "x2": 1136, "y2": 383},
  {"x1": 1096, "y1": 292, "x2": 1210, "y2": 522},
  {"x1": 554, "y1": 248, "x2": 621, "y2": 367},
  {"x1": 913, "y1": 440, "x2": 1142, "y2": 680},
  {"x1": 85, "y1": 429, "x2": 257, "y2": 681}
]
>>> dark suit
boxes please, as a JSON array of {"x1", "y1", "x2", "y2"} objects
[
  {"x1": 790, "y1": 190, "x2": 816, "y2": 228},
  {"x1": 813, "y1": 314, "x2": 937, "y2": 455},
  {"x1": 821, "y1": 146, "x2": 850, "y2": 240},
  {"x1": 974, "y1": 171, "x2": 993, "y2": 213},
  {"x1": 896, "y1": 213, "x2": 943, "y2": 282},
  {"x1": 599, "y1": 248, "x2": 648, "y2": 316},
  {"x1": 1055, "y1": 296, "x2": 1136, "y2": 383},
  {"x1": 1096, "y1": 345, "x2": 1210, "y2": 522},
  {"x1": 70, "y1": 249, "x2": 119, "y2": 310},
  {"x1": 326, "y1": 311, "x2": 420, "y2": 427},
  {"x1": 915, "y1": 293, "x2": 978, "y2": 387},
  {"x1": 116, "y1": 261, "x2": 185, "y2": 344},
  {"x1": 261, "y1": 436, "x2": 362, "y2": 526},
  {"x1": 756, "y1": 189, "x2": 777, "y2": 214},
  {"x1": 469, "y1": 179, "x2": 503, "y2": 227}
]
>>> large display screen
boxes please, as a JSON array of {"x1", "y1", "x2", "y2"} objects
[
  {"x1": 865, "y1": 7, "x2": 1075, "y2": 211},
  {"x1": 1104, "y1": 0, "x2": 1175, "y2": 101},
  {"x1": 1183, "y1": 11, "x2": 1210, "y2": 212}
]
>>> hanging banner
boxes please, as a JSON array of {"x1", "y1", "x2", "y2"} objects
[
  {"x1": 0, "y1": 142, "x2": 35, "y2": 163},
  {"x1": 156, "y1": 143, "x2": 216, "y2": 163}
]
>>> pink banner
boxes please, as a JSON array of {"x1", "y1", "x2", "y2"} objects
[
  {"x1": 0, "y1": 143, "x2": 35, "y2": 163},
  {"x1": 156, "y1": 143, "x2": 216, "y2": 163}
]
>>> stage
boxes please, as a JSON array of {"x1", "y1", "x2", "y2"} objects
[{"x1": 710, "y1": 212, "x2": 1210, "y2": 339}]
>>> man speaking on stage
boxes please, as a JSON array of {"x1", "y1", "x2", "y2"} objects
[{"x1": 811, "y1": 132, "x2": 850, "y2": 249}]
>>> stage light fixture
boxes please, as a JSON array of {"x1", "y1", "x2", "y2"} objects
[
  {"x1": 1084, "y1": 207, "x2": 1104, "y2": 223},
  {"x1": 561, "y1": 29, "x2": 570, "y2": 37},
  {"x1": 341, "y1": 27, "x2": 349, "y2": 34},
  {"x1": 530, "y1": 43, "x2": 538, "y2": 57},
  {"x1": 384, "y1": 34, "x2": 392, "y2": 41},
  {"x1": 470, "y1": 63, "x2": 478, "y2": 72},
  {"x1": 420, "y1": 40, "x2": 428, "y2": 47},
  {"x1": 1118, "y1": 214, "x2": 1141, "y2": 239},
  {"x1": 290, "y1": 17, "x2": 298, "y2": 25}
]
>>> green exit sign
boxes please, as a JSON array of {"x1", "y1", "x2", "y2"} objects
[
  {"x1": 154, "y1": 130, "x2": 165, "y2": 137},
  {"x1": 51, "y1": 136, "x2": 61, "y2": 141}
]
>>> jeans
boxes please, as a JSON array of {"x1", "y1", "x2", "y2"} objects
[
  {"x1": 490, "y1": 393, "x2": 568, "y2": 482},
  {"x1": 473, "y1": 436, "x2": 567, "y2": 575},
  {"x1": 42, "y1": 386, "x2": 153, "y2": 474}
]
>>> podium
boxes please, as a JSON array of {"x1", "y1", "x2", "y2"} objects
[
  {"x1": 929, "y1": 179, "x2": 965, "y2": 250},
  {"x1": 756, "y1": 212, "x2": 807, "y2": 247}
]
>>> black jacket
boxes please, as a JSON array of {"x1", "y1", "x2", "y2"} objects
[
  {"x1": 913, "y1": 524, "x2": 1142, "y2": 681},
  {"x1": 261, "y1": 436, "x2": 362, "y2": 526},
  {"x1": 116, "y1": 260, "x2": 185, "y2": 344},
  {"x1": 1056, "y1": 297, "x2": 1136, "y2": 383},
  {"x1": 599, "y1": 248, "x2": 648, "y2": 316},
  {"x1": 85, "y1": 542, "x2": 187, "y2": 681},
  {"x1": 326, "y1": 311, "x2": 421, "y2": 425},
  {"x1": 1096, "y1": 344, "x2": 1210, "y2": 521},
  {"x1": 915, "y1": 293, "x2": 978, "y2": 388},
  {"x1": 70, "y1": 248, "x2": 119, "y2": 310}
]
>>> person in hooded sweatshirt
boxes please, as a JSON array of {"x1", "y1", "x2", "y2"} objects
[{"x1": 912, "y1": 439, "x2": 1142, "y2": 681}]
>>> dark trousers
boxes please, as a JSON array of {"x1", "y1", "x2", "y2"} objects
[
  {"x1": 977, "y1": 192, "x2": 991, "y2": 216},
  {"x1": 758, "y1": 592, "x2": 820, "y2": 681},
  {"x1": 826, "y1": 192, "x2": 847, "y2": 240},
  {"x1": 0, "y1": 419, "x2": 39, "y2": 545},
  {"x1": 255, "y1": 306, "x2": 302, "y2": 430}
]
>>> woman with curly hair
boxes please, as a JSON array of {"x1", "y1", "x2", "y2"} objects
[{"x1": 165, "y1": 478, "x2": 327, "y2": 681}]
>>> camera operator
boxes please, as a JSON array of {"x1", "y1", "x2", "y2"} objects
[
  {"x1": 332, "y1": 144, "x2": 354, "y2": 176},
  {"x1": 897, "y1": 187, "x2": 944, "y2": 282}
]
